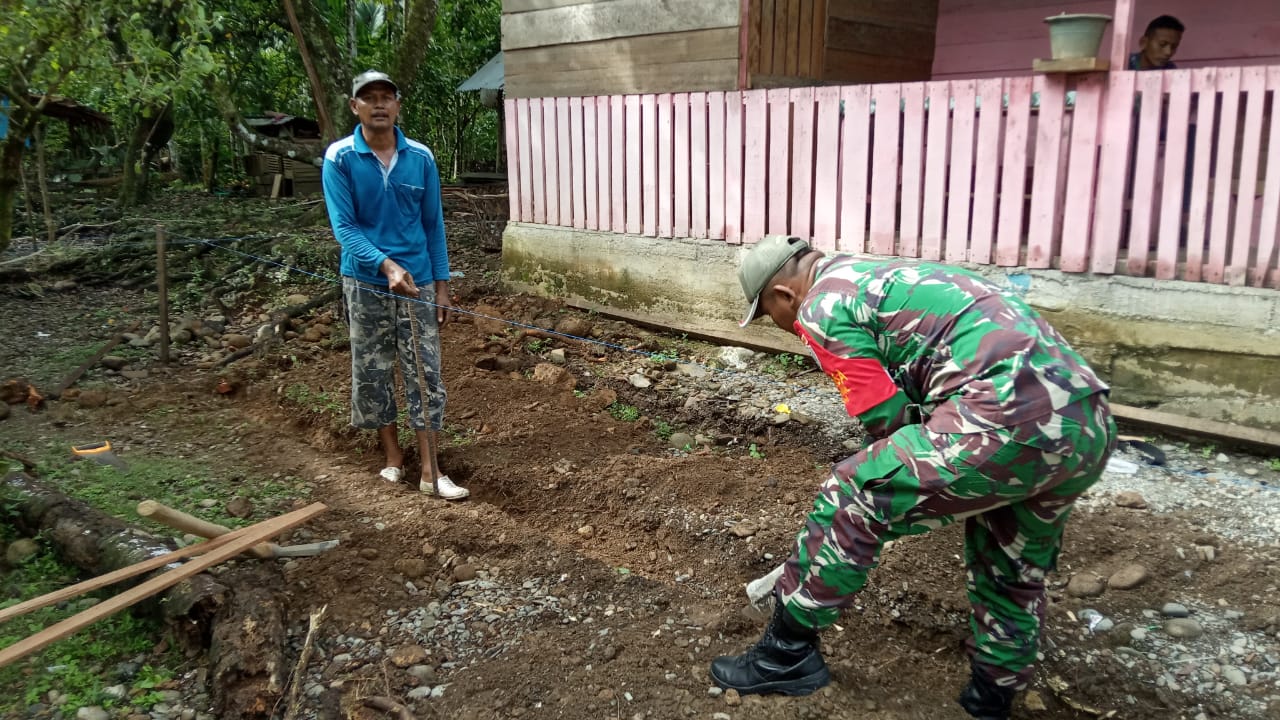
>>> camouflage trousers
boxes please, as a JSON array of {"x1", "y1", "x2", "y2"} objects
[
  {"x1": 342, "y1": 277, "x2": 446, "y2": 431},
  {"x1": 777, "y1": 392, "x2": 1116, "y2": 690}
]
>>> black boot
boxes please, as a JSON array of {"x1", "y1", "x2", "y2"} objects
[
  {"x1": 956, "y1": 669, "x2": 1016, "y2": 720},
  {"x1": 709, "y1": 602, "x2": 831, "y2": 696}
]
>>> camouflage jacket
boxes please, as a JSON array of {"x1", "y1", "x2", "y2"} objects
[{"x1": 795, "y1": 256, "x2": 1109, "y2": 444}]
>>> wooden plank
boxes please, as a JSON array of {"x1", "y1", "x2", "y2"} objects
[
  {"x1": 993, "y1": 77, "x2": 1034, "y2": 266},
  {"x1": 1185, "y1": 69, "x2": 1218, "y2": 282},
  {"x1": 839, "y1": 84, "x2": 871, "y2": 253},
  {"x1": 826, "y1": 17, "x2": 937, "y2": 60},
  {"x1": 767, "y1": 88, "x2": 791, "y2": 235},
  {"x1": 1031, "y1": 57, "x2": 1110, "y2": 73},
  {"x1": 797, "y1": 0, "x2": 813, "y2": 78},
  {"x1": 725, "y1": 91, "x2": 745, "y2": 243},
  {"x1": 1027, "y1": 75, "x2": 1067, "y2": 269},
  {"x1": 1207, "y1": 67, "x2": 1242, "y2": 284},
  {"x1": 826, "y1": 0, "x2": 937, "y2": 27},
  {"x1": 790, "y1": 87, "x2": 815, "y2": 241},
  {"x1": 1111, "y1": 403, "x2": 1280, "y2": 455},
  {"x1": 944, "y1": 80, "x2": 976, "y2": 263},
  {"x1": 624, "y1": 95, "x2": 641, "y2": 234},
  {"x1": 544, "y1": 99, "x2": 561, "y2": 225},
  {"x1": 1124, "y1": 72, "x2": 1164, "y2": 276},
  {"x1": 657, "y1": 93, "x2": 674, "y2": 238},
  {"x1": 690, "y1": 92, "x2": 709, "y2": 238},
  {"x1": 899, "y1": 82, "x2": 925, "y2": 258},
  {"x1": 641, "y1": 94, "x2": 657, "y2": 236},
  {"x1": 760, "y1": 0, "x2": 776, "y2": 77},
  {"x1": 739, "y1": 0, "x2": 752, "y2": 88},
  {"x1": 503, "y1": 0, "x2": 597, "y2": 13},
  {"x1": 0, "y1": 503, "x2": 327, "y2": 670},
  {"x1": 505, "y1": 59, "x2": 738, "y2": 99},
  {"x1": 783, "y1": 0, "x2": 800, "y2": 77},
  {"x1": 870, "y1": 83, "x2": 901, "y2": 256},
  {"x1": 610, "y1": 95, "x2": 626, "y2": 234},
  {"x1": 708, "y1": 91, "x2": 727, "y2": 239},
  {"x1": 530, "y1": 98, "x2": 546, "y2": 224},
  {"x1": 569, "y1": 97, "x2": 586, "y2": 230},
  {"x1": 969, "y1": 78, "x2": 1002, "y2": 265},
  {"x1": 557, "y1": 97, "x2": 573, "y2": 225},
  {"x1": 1107, "y1": 0, "x2": 1135, "y2": 72},
  {"x1": 1229, "y1": 67, "x2": 1267, "y2": 286},
  {"x1": 583, "y1": 97, "x2": 599, "y2": 230},
  {"x1": 504, "y1": 27, "x2": 737, "y2": 74},
  {"x1": 1085, "y1": 70, "x2": 1136, "y2": 271},
  {"x1": 1058, "y1": 75, "x2": 1104, "y2": 273},
  {"x1": 1254, "y1": 68, "x2": 1280, "y2": 287},
  {"x1": 1156, "y1": 71, "x2": 1192, "y2": 280},
  {"x1": 504, "y1": 98, "x2": 522, "y2": 221},
  {"x1": 810, "y1": 0, "x2": 826, "y2": 81},
  {"x1": 674, "y1": 93, "x2": 690, "y2": 237},
  {"x1": 824, "y1": 49, "x2": 935, "y2": 84},
  {"x1": 501, "y1": 0, "x2": 739, "y2": 50},
  {"x1": 743, "y1": 90, "x2": 768, "y2": 241},
  {"x1": 920, "y1": 81, "x2": 950, "y2": 261},
  {"x1": 812, "y1": 86, "x2": 841, "y2": 250},
  {"x1": 0, "y1": 527, "x2": 248, "y2": 623}
]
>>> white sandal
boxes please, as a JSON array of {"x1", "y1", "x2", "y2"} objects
[
  {"x1": 420, "y1": 475, "x2": 469, "y2": 500},
  {"x1": 379, "y1": 467, "x2": 404, "y2": 484}
]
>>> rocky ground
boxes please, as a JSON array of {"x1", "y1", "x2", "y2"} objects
[{"x1": 2, "y1": 192, "x2": 1280, "y2": 720}]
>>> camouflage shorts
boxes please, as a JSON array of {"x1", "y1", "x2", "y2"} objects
[
  {"x1": 777, "y1": 392, "x2": 1116, "y2": 689},
  {"x1": 342, "y1": 277, "x2": 446, "y2": 431}
]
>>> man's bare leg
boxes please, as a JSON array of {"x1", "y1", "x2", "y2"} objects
[{"x1": 379, "y1": 424, "x2": 403, "y2": 471}]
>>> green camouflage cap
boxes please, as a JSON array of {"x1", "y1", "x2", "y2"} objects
[{"x1": 738, "y1": 235, "x2": 810, "y2": 327}]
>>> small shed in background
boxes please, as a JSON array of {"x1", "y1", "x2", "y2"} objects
[{"x1": 238, "y1": 113, "x2": 323, "y2": 197}]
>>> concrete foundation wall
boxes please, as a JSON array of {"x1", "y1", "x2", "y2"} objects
[{"x1": 502, "y1": 223, "x2": 1280, "y2": 430}]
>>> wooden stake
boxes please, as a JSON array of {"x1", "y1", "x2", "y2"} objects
[
  {"x1": 34, "y1": 123, "x2": 54, "y2": 247},
  {"x1": 156, "y1": 225, "x2": 170, "y2": 365},
  {"x1": 0, "y1": 502, "x2": 326, "y2": 669},
  {"x1": 138, "y1": 499, "x2": 275, "y2": 559},
  {"x1": 0, "y1": 527, "x2": 249, "y2": 623},
  {"x1": 50, "y1": 320, "x2": 142, "y2": 399}
]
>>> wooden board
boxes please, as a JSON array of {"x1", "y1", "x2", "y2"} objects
[
  {"x1": 1112, "y1": 404, "x2": 1280, "y2": 453},
  {"x1": 503, "y1": 0, "x2": 598, "y2": 13},
  {"x1": 1032, "y1": 57, "x2": 1110, "y2": 73},
  {"x1": 506, "y1": 59, "x2": 738, "y2": 98},
  {"x1": 0, "y1": 503, "x2": 326, "y2": 669},
  {"x1": 823, "y1": 49, "x2": 935, "y2": 84},
  {"x1": 501, "y1": 0, "x2": 739, "y2": 51},
  {"x1": 503, "y1": 27, "x2": 738, "y2": 76}
]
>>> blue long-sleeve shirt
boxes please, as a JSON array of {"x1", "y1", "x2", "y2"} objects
[{"x1": 322, "y1": 125, "x2": 449, "y2": 286}]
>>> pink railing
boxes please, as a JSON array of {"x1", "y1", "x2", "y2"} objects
[{"x1": 503, "y1": 66, "x2": 1280, "y2": 288}]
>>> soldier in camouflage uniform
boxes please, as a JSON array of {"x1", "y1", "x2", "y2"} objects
[{"x1": 711, "y1": 235, "x2": 1116, "y2": 719}]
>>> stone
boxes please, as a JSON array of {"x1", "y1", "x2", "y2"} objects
[
  {"x1": 677, "y1": 363, "x2": 709, "y2": 379},
  {"x1": 1023, "y1": 690, "x2": 1048, "y2": 712},
  {"x1": 627, "y1": 374, "x2": 652, "y2": 389},
  {"x1": 102, "y1": 685, "x2": 127, "y2": 701},
  {"x1": 1066, "y1": 573, "x2": 1106, "y2": 598},
  {"x1": 1221, "y1": 666, "x2": 1247, "y2": 686},
  {"x1": 406, "y1": 686, "x2": 433, "y2": 700},
  {"x1": 224, "y1": 334, "x2": 253, "y2": 349},
  {"x1": 1109, "y1": 563, "x2": 1149, "y2": 590},
  {"x1": 1164, "y1": 618, "x2": 1204, "y2": 639},
  {"x1": 1195, "y1": 545, "x2": 1216, "y2": 562},
  {"x1": 1114, "y1": 491, "x2": 1148, "y2": 509},
  {"x1": 408, "y1": 665, "x2": 438, "y2": 685},
  {"x1": 53, "y1": 279, "x2": 79, "y2": 291},
  {"x1": 100, "y1": 356, "x2": 128, "y2": 371},
  {"x1": 198, "y1": 498, "x2": 218, "y2": 508},
  {"x1": 1093, "y1": 618, "x2": 1114, "y2": 632},
  {"x1": 430, "y1": 685, "x2": 446, "y2": 699},
  {"x1": 120, "y1": 370, "x2": 148, "y2": 380},
  {"x1": 6, "y1": 538, "x2": 39, "y2": 565},
  {"x1": 390, "y1": 645, "x2": 429, "y2": 668},
  {"x1": 452, "y1": 564, "x2": 477, "y2": 582},
  {"x1": 75, "y1": 390, "x2": 108, "y2": 409},
  {"x1": 495, "y1": 356, "x2": 522, "y2": 373},
  {"x1": 472, "y1": 305, "x2": 509, "y2": 336},
  {"x1": 581, "y1": 388, "x2": 618, "y2": 414},
  {"x1": 395, "y1": 558, "x2": 429, "y2": 579},
  {"x1": 225, "y1": 497, "x2": 253, "y2": 519},
  {"x1": 285, "y1": 293, "x2": 310, "y2": 306},
  {"x1": 75, "y1": 707, "x2": 109, "y2": 720},
  {"x1": 723, "y1": 688, "x2": 741, "y2": 706},
  {"x1": 553, "y1": 316, "x2": 593, "y2": 338},
  {"x1": 302, "y1": 324, "x2": 329, "y2": 342},
  {"x1": 548, "y1": 348, "x2": 567, "y2": 365},
  {"x1": 532, "y1": 363, "x2": 575, "y2": 389},
  {"x1": 729, "y1": 522, "x2": 758, "y2": 538},
  {"x1": 668, "y1": 432, "x2": 695, "y2": 450},
  {"x1": 1130, "y1": 627, "x2": 1148, "y2": 641},
  {"x1": 577, "y1": 525, "x2": 595, "y2": 539},
  {"x1": 358, "y1": 548, "x2": 379, "y2": 560},
  {"x1": 1215, "y1": 453, "x2": 1230, "y2": 463},
  {"x1": 421, "y1": 541, "x2": 436, "y2": 557},
  {"x1": 1162, "y1": 602, "x2": 1190, "y2": 618}
]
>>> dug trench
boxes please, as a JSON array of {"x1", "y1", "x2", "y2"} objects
[{"x1": 4, "y1": 275, "x2": 1280, "y2": 719}]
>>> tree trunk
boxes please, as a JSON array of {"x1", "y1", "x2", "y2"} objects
[
  {"x1": 209, "y1": 564, "x2": 289, "y2": 719},
  {"x1": 346, "y1": 0, "x2": 356, "y2": 62},
  {"x1": 281, "y1": 0, "x2": 349, "y2": 143},
  {"x1": 34, "y1": 124, "x2": 54, "y2": 245},
  {"x1": 390, "y1": 0, "x2": 440, "y2": 102},
  {"x1": 0, "y1": 136, "x2": 26, "y2": 253}
]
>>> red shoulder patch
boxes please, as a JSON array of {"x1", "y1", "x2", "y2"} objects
[{"x1": 795, "y1": 325, "x2": 898, "y2": 417}]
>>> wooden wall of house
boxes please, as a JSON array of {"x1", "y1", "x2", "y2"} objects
[
  {"x1": 933, "y1": 0, "x2": 1280, "y2": 80},
  {"x1": 821, "y1": 0, "x2": 938, "y2": 83},
  {"x1": 501, "y1": 0, "x2": 742, "y2": 98}
]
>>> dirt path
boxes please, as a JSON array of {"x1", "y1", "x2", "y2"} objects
[{"x1": 3, "y1": 209, "x2": 1279, "y2": 720}]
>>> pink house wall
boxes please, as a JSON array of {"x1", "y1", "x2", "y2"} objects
[{"x1": 933, "y1": 0, "x2": 1280, "y2": 79}]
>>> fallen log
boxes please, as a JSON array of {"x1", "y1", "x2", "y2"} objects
[{"x1": 209, "y1": 564, "x2": 291, "y2": 718}]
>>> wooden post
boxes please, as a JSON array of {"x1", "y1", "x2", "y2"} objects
[
  {"x1": 1109, "y1": 0, "x2": 1135, "y2": 71},
  {"x1": 34, "y1": 123, "x2": 54, "y2": 247},
  {"x1": 156, "y1": 226, "x2": 170, "y2": 365}
]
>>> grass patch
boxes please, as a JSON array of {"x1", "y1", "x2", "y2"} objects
[
  {"x1": 607, "y1": 402, "x2": 640, "y2": 422},
  {"x1": 0, "y1": 549, "x2": 180, "y2": 714}
]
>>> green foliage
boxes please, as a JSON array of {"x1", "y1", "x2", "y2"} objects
[
  {"x1": 607, "y1": 402, "x2": 640, "y2": 422},
  {"x1": 1201, "y1": 444, "x2": 1216, "y2": 459},
  {"x1": 1269, "y1": 458, "x2": 1280, "y2": 472},
  {"x1": 653, "y1": 419, "x2": 675, "y2": 440},
  {"x1": 749, "y1": 443, "x2": 766, "y2": 460},
  {"x1": 764, "y1": 352, "x2": 812, "y2": 376}
]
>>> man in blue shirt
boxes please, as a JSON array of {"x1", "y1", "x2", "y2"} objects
[
  {"x1": 1128, "y1": 15, "x2": 1183, "y2": 70},
  {"x1": 323, "y1": 69, "x2": 468, "y2": 500}
]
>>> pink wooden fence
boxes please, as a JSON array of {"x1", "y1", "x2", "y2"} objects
[{"x1": 504, "y1": 65, "x2": 1280, "y2": 288}]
